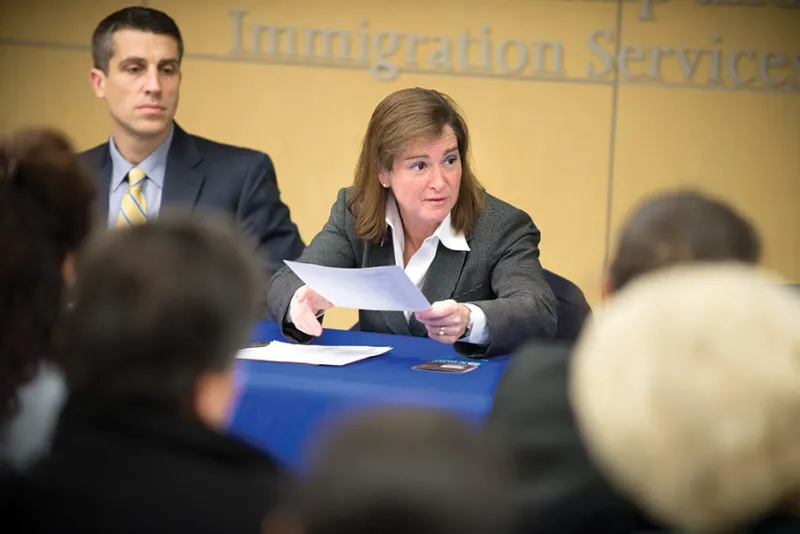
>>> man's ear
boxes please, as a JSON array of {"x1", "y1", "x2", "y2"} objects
[
  {"x1": 261, "y1": 509, "x2": 303, "y2": 534},
  {"x1": 89, "y1": 68, "x2": 107, "y2": 99},
  {"x1": 62, "y1": 252, "x2": 77, "y2": 286},
  {"x1": 193, "y1": 368, "x2": 236, "y2": 430},
  {"x1": 601, "y1": 270, "x2": 614, "y2": 301}
]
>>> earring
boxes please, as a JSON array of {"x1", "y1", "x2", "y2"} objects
[{"x1": 382, "y1": 182, "x2": 389, "y2": 188}]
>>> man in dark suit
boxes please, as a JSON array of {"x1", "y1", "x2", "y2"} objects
[
  {"x1": 488, "y1": 190, "x2": 763, "y2": 534},
  {"x1": 82, "y1": 6, "x2": 304, "y2": 279}
]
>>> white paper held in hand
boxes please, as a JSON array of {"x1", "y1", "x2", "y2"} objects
[
  {"x1": 237, "y1": 341, "x2": 392, "y2": 366},
  {"x1": 284, "y1": 261, "x2": 432, "y2": 312}
]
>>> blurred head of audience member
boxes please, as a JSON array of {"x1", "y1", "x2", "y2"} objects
[
  {"x1": 303, "y1": 407, "x2": 513, "y2": 534},
  {"x1": 0, "y1": 129, "x2": 95, "y2": 456},
  {"x1": 10, "y1": 217, "x2": 294, "y2": 534},
  {"x1": 348, "y1": 87, "x2": 485, "y2": 243},
  {"x1": 572, "y1": 264, "x2": 800, "y2": 534},
  {"x1": 63, "y1": 216, "x2": 260, "y2": 428},
  {"x1": 90, "y1": 6, "x2": 182, "y2": 148},
  {"x1": 606, "y1": 190, "x2": 760, "y2": 296}
]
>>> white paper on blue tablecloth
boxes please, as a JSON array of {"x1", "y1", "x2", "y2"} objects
[
  {"x1": 237, "y1": 341, "x2": 392, "y2": 366},
  {"x1": 284, "y1": 261, "x2": 432, "y2": 312}
]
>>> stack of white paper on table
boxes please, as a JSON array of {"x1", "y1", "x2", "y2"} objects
[{"x1": 237, "y1": 341, "x2": 392, "y2": 366}]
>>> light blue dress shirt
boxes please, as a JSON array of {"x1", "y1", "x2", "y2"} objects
[{"x1": 107, "y1": 125, "x2": 175, "y2": 227}]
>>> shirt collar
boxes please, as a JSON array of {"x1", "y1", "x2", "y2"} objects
[
  {"x1": 384, "y1": 194, "x2": 470, "y2": 252},
  {"x1": 109, "y1": 124, "x2": 174, "y2": 192}
]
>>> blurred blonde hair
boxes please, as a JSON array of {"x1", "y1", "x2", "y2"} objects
[{"x1": 571, "y1": 263, "x2": 800, "y2": 533}]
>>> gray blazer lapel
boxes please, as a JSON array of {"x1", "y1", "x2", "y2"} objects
[
  {"x1": 161, "y1": 124, "x2": 204, "y2": 212},
  {"x1": 367, "y1": 232, "x2": 412, "y2": 336},
  {"x1": 409, "y1": 244, "x2": 468, "y2": 336}
]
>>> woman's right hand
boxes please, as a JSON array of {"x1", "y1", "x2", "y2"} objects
[{"x1": 289, "y1": 285, "x2": 333, "y2": 337}]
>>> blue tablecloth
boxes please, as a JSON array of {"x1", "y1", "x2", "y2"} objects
[{"x1": 229, "y1": 322, "x2": 510, "y2": 469}]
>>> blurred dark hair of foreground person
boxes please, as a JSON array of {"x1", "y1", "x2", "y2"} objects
[
  {"x1": 6, "y1": 216, "x2": 298, "y2": 534},
  {"x1": 303, "y1": 406, "x2": 515, "y2": 534}
]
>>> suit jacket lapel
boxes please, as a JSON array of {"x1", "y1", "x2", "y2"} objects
[
  {"x1": 409, "y1": 244, "x2": 468, "y2": 337},
  {"x1": 161, "y1": 123, "x2": 204, "y2": 213},
  {"x1": 95, "y1": 151, "x2": 112, "y2": 223},
  {"x1": 367, "y1": 231, "x2": 412, "y2": 336}
]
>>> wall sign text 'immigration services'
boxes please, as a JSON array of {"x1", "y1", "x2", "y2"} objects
[{"x1": 228, "y1": 1, "x2": 800, "y2": 93}]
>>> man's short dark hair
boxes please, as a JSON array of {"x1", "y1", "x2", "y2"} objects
[
  {"x1": 91, "y1": 6, "x2": 183, "y2": 74},
  {"x1": 61, "y1": 216, "x2": 263, "y2": 408},
  {"x1": 609, "y1": 190, "x2": 761, "y2": 292},
  {"x1": 303, "y1": 407, "x2": 514, "y2": 534}
]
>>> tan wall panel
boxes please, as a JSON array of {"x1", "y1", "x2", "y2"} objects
[
  {"x1": 0, "y1": 46, "x2": 109, "y2": 143},
  {"x1": 612, "y1": 85, "x2": 800, "y2": 283},
  {"x1": 0, "y1": 1, "x2": 135, "y2": 45},
  {"x1": 614, "y1": 0, "x2": 799, "y2": 88},
  {"x1": 151, "y1": 0, "x2": 617, "y2": 76},
  {"x1": 611, "y1": 0, "x2": 800, "y2": 285}
]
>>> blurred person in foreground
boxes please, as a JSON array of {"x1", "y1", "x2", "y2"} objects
[
  {"x1": 303, "y1": 406, "x2": 513, "y2": 534},
  {"x1": 488, "y1": 190, "x2": 762, "y2": 534},
  {"x1": 268, "y1": 87, "x2": 556, "y2": 357},
  {"x1": 0, "y1": 130, "x2": 95, "y2": 473},
  {"x1": 572, "y1": 263, "x2": 800, "y2": 534},
  {"x1": 10, "y1": 217, "x2": 295, "y2": 534}
]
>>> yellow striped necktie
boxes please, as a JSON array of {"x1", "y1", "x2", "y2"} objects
[{"x1": 117, "y1": 167, "x2": 148, "y2": 227}]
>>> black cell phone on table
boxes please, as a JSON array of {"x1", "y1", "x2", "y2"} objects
[{"x1": 411, "y1": 360, "x2": 481, "y2": 374}]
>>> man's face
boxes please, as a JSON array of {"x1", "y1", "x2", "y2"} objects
[{"x1": 90, "y1": 29, "x2": 181, "y2": 138}]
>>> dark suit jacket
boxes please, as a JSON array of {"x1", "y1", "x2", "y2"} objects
[
  {"x1": 80, "y1": 124, "x2": 305, "y2": 278},
  {"x1": 8, "y1": 397, "x2": 288, "y2": 534},
  {"x1": 268, "y1": 187, "x2": 557, "y2": 357},
  {"x1": 487, "y1": 342, "x2": 660, "y2": 534}
]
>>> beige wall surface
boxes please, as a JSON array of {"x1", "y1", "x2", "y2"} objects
[{"x1": 2, "y1": 0, "x2": 798, "y2": 329}]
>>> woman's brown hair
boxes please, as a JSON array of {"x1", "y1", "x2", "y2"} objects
[
  {"x1": 348, "y1": 88, "x2": 485, "y2": 243},
  {"x1": 0, "y1": 129, "x2": 96, "y2": 430}
]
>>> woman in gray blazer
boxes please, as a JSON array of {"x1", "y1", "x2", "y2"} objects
[{"x1": 268, "y1": 88, "x2": 556, "y2": 357}]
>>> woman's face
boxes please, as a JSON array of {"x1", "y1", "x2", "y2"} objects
[{"x1": 380, "y1": 125, "x2": 462, "y2": 233}]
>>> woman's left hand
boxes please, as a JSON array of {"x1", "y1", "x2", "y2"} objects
[{"x1": 414, "y1": 300, "x2": 471, "y2": 345}]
